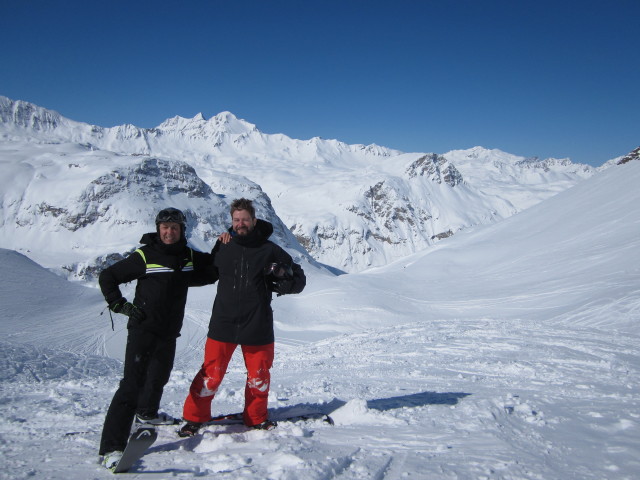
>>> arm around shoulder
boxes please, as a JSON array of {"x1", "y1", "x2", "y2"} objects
[{"x1": 190, "y1": 249, "x2": 219, "y2": 286}]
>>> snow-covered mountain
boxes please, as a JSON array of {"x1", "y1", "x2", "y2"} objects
[
  {"x1": 1, "y1": 95, "x2": 597, "y2": 276},
  {"x1": 1, "y1": 95, "x2": 638, "y2": 478},
  {"x1": 0, "y1": 147, "x2": 638, "y2": 479}
]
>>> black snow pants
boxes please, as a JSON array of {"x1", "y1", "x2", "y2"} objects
[{"x1": 99, "y1": 330, "x2": 176, "y2": 455}]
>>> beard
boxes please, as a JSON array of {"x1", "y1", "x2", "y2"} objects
[{"x1": 234, "y1": 225, "x2": 253, "y2": 236}]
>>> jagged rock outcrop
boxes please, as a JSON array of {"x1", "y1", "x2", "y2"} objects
[
  {"x1": 617, "y1": 146, "x2": 640, "y2": 165},
  {"x1": 405, "y1": 154, "x2": 464, "y2": 186}
]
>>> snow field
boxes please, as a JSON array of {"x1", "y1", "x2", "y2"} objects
[{"x1": 1, "y1": 313, "x2": 638, "y2": 479}]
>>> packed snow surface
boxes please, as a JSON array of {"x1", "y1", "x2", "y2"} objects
[{"x1": 1, "y1": 161, "x2": 639, "y2": 479}]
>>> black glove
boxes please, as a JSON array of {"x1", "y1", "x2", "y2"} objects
[
  {"x1": 273, "y1": 278, "x2": 294, "y2": 296},
  {"x1": 109, "y1": 298, "x2": 146, "y2": 323}
]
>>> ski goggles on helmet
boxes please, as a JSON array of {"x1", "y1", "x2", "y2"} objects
[
  {"x1": 264, "y1": 262, "x2": 293, "y2": 279},
  {"x1": 155, "y1": 207, "x2": 186, "y2": 225}
]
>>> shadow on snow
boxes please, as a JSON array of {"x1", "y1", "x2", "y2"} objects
[{"x1": 273, "y1": 390, "x2": 472, "y2": 417}]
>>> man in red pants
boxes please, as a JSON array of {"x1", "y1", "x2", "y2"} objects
[{"x1": 179, "y1": 198, "x2": 306, "y2": 436}]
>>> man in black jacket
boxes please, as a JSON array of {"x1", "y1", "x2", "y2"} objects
[
  {"x1": 98, "y1": 207, "x2": 215, "y2": 470},
  {"x1": 179, "y1": 198, "x2": 306, "y2": 436}
]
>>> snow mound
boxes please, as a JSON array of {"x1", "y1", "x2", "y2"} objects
[{"x1": 331, "y1": 398, "x2": 406, "y2": 426}]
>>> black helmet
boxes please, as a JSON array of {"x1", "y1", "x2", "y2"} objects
[{"x1": 155, "y1": 207, "x2": 186, "y2": 227}]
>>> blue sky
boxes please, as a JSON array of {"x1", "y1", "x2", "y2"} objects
[{"x1": 1, "y1": 0, "x2": 638, "y2": 166}]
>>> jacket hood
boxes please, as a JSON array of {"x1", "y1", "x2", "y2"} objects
[{"x1": 255, "y1": 219, "x2": 274, "y2": 239}]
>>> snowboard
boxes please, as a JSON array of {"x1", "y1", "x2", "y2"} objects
[
  {"x1": 134, "y1": 416, "x2": 181, "y2": 426},
  {"x1": 113, "y1": 426, "x2": 158, "y2": 473},
  {"x1": 208, "y1": 411, "x2": 334, "y2": 426}
]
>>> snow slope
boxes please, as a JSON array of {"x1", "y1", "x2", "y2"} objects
[{"x1": 0, "y1": 161, "x2": 639, "y2": 479}]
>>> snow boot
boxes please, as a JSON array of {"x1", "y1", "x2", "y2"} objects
[
  {"x1": 177, "y1": 421, "x2": 202, "y2": 437},
  {"x1": 101, "y1": 450, "x2": 123, "y2": 471},
  {"x1": 251, "y1": 419, "x2": 278, "y2": 430},
  {"x1": 135, "y1": 411, "x2": 179, "y2": 425}
]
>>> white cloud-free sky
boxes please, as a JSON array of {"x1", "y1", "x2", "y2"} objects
[{"x1": 1, "y1": 0, "x2": 638, "y2": 166}]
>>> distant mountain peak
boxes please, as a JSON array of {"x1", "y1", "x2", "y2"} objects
[
  {"x1": 214, "y1": 111, "x2": 236, "y2": 121},
  {"x1": 0, "y1": 95, "x2": 66, "y2": 132},
  {"x1": 617, "y1": 146, "x2": 640, "y2": 165},
  {"x1": 154, "y1": 110, "x2": 256, "y2": 137},
  {"x1": 210, "y1": 111, "x2": 256, "y2": 134}
]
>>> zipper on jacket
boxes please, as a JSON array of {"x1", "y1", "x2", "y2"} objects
[{"x1": 235, "y1": 247, "x2": 249, "y2": 343}]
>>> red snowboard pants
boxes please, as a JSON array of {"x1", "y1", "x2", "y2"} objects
[{"x1": 182, "y1": 338, "x2": 274, "y2": 426}]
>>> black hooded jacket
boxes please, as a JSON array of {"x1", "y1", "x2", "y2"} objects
[
  {"x1": 99, "y1": 232, "x2": 215, "y2": 339},
  {"x1": 207, "y1": 219, "x2": 306, "y2": 345}
]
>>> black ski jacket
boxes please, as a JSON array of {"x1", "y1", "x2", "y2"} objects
[
  {"x1": 99, "y1": 232, "x2": 215, "y2": 339},
  {"x1": 207, "y1": 220, "x2": 306, "y2": 345}
]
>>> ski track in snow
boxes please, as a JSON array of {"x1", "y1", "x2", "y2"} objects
[{"x1": 1, "y1": 317, "x2": 638, "y2": 480}]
